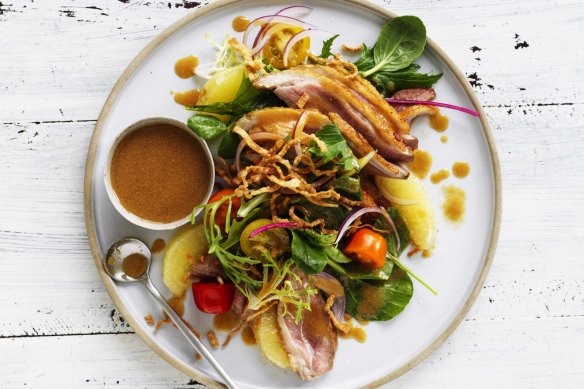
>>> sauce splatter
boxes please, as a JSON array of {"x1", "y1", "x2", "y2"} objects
[
  {"x1": 422, "y1": 249, "x2": 432, "y2": 258},
  {"x1": 443, "y1": 185, "x2": 466, "y2": 222},
  {"x1": 241, "y1": 325, "x2": 256, "y2": 346},
  {"x1": 338, "y1": 317, "x2": 367, "y2": 343},
  {"x1": 213, "y1": 310, "x2": 240, "y2": 332},
  {"x1": 232, "y1": 15, "x2": 250, "y2": 32},
  {"x1": 173, "y1": 89, "x2": 200, "y2": 107},
  {"x1": 407, "y1": 149, "x2": 432, "y2": 179},
  {"x1": 452, "y1": 161, "x2": 471, "y2": 178},
  {"x1": 166, "y1": 294, "x2": 186, "y2": 317},
  {"x1": 174, "y1": 55, "x2": 199, "y2": 79},
  {"x1": 151, "y1": 238, "x2": 166, "y2": 253},
  {"x1": 430, "y1": 112, "x2": 449, "y2": 132},
  {"x1": 430, "y1": 169, "x2": 450, "y2": 184},
  {"x1": 440, "y1": 135, "x2": 448, "y2": 143},
  {"x1": 339, "y1": 326, "x2": 367, "y2": 343}
]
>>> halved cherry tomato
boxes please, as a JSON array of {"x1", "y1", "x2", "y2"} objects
[
  {"x1": 343, "y1": 229, "x2": 387, "y2": 269},
  {"x1": 192, "y1": 282, "x2": 235, "y2": 314},
  {"x1": 207, "y1": 189, "x2": 241, "y2": 231},
  {"x1": 262, "y1": 26, "x2": 310, "y2": 69}
]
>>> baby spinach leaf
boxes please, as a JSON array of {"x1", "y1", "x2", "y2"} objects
[
  {"x1": 371, "y1": 70, "x2": 442, "y2": 95},
  {"x1": 362, "y1": 16, "x2": 426, "y2": 77},
  {"x1": 297, "y1": 229, "x2": 336, "y2": 247},
  {"x1": 354, "y1": 16, "x2": 439, "y2": 94},
  {"x1": 297, "y1": 230, "x2": 351, "y2": 264},
  {"x1": 345, "y1": 260, "x2": 394, "y2": 280},
  {"x1": 187, "y1": 114, "x2": 227, "y2": 140},
  {"x1": 354, "y1": 44, "x2": 375, "y2": 72},
  {"x1": 291, "y1": 198, "x2": 349, "y2": 230},
  {"x1": 323, "y1": 245, "x2": 352, "y2": 264},
  {"x1": 344, "y1": 266, "x2": 413, "y2": 321},
  {"x1": 318, "y1": 34, "x2": 340, "y2": 59},
  {"x1": 291, "y1": 230, "x2": 327, "y2": 275}
]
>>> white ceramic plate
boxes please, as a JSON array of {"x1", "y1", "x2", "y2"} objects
[{"x1": 84, "y1": 1, "x2": 501, "y2": 388}]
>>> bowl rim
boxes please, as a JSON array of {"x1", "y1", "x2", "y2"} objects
[{"x1": 103, "y1": 116, "x2": 215, "y2": 231}]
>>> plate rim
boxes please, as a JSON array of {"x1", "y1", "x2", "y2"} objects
[{"x1": 83, "y1": 0, "x2": 502, "y2": 387}]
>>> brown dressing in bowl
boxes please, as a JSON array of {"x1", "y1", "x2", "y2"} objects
[{"x1": 110, "y1": 123, "x2": 211, "y2": 223}]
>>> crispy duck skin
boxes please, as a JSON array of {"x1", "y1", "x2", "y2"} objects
[
  {"x1": 235, "y1": 107, "x2": 329, "y2": 137},
  {"x1": 329, "y1": 113, "x2": 409, "y2": 179},
  {"x1": 235, "y1": 108, "x2": 409, "y2": 178},
  {"x1": 277, "y1": 280, "x2": 337, "y2": 380},
  {"x1": 254, "y1": 66, "x2": 416, "y2": 163}
]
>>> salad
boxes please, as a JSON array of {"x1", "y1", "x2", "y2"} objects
[{"x1": 162, "y1": 5, "x2": 475, "y2": 381}]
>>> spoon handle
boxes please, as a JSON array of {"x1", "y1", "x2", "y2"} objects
[{"x1": 142, "y1": 278, "x2": 237, "y2": 389}]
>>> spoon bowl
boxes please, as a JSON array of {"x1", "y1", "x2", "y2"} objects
[{"x1": 104, "y1": 237, "x2": 151, "y2": 282}]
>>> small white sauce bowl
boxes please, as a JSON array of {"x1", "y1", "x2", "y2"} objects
[{"x1": 103, "y1": 117, "x2": 215, "y2": 231}]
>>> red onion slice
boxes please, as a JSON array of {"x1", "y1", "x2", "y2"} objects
[
  {"x1": 249, "y1": 7, "x2": 314, "y2": 49},
  {"x1": 292, "y1": 110, "x2": 308, "y2": 155},
  {"x1": 386, "y1": 99, "x2": 481, "y2": 117},
  {"x1": 249, "y1": 221, "x2": 299, "y2": 238},
  {"x1": 310, "y1": 175, "x2": 334, "y2": 189},
  {"x1": 275, "y1": 4, "x2": 313, "y2": 16},
  {"x1": 334, "y1": 206, "x2": 399, "y2": 250},
  {"x1": 283, "y1": 29, "x2": 334, "y2": 67},
  {"x1": 283, "y1": 29, "x2": 312, "y2": 67}
]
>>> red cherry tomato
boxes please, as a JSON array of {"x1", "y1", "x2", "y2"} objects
[
  {"x1": 192, "y1": 283, "x2": 235, "y2": 314},
  {"x1": 343, "y1": 229, "x2": 387, "y2": 269},
  {"x1": 207, "y1": 189, "x2": 241, "y2": 231}
]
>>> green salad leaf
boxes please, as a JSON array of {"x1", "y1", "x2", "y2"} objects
[
  {"x1": 217, "y1": 129, "x2": 240, "y2": 159},
  {"x1": 370, "y1": 67, "x2": 442, "y2": 95},
  {"x1": 291, "y1": 198, "x2": 350, "y2": 230},
  {"x1": 344, "y1": 266, "x2": 413, "y2": 321},
  {"x1": 318, "y1": 34, "x2": 340, "y2": 59},
  {"x1": 345, "y1": 260, "x2": 394, "y2": 280},
  {"x1": 187, "y1": 114, "x2": 227, "y2": 140},
  {"x1": 332, "y1": 176, "x2": 362, "y2": 200},
  {"x1": 190, "y1": 76, "x2": 281, "y2": 118},
  {"x1": 355, "y1": 16, "x2": 441, "y2": 95},
  {"x1": 385, "y1": 207, "x2": 410, "y2": 257},
  {"x1": 364, "y1": 16, "x2": 426, "y2": 77},
  {"x1": 291, "y1": 230, "x2": 328, "y2": 275},
  {"x1": 309, "y1": 124, "x2": 359, "y2": 172}
]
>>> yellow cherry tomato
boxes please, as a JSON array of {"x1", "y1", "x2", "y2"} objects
[{"x1": 262, "y1": 26, "x2": 310, "y2": 69}]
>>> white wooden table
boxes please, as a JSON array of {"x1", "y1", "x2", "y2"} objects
[{"x1": 1, "y1": 0, "x2": 583, "y2": 388}]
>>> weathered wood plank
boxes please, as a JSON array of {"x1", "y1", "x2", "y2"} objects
[{"x1": 1, "y1": 316, "x2": 582, "y2": 388}]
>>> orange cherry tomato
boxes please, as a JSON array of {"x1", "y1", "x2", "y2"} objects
[
  {"x1": 207, "y1": 189, "x2": 241, "y2": 231},
  {"x1": 343, "y1": 229, "x2": 387, "y2": 269}
]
